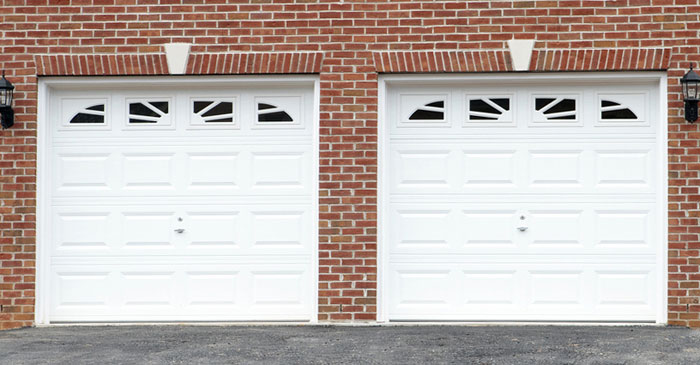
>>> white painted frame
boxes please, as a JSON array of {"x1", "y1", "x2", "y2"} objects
[
  {"x1": 377, "y1": 72, "x2": 668, "y2": 324},
  {"x1": 36, "y1": 75, "x2": 321, "y2": 325}
]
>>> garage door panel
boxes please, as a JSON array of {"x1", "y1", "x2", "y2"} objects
[
  {"x1": 184, "y1": 211, "x2": 240, "y2": 248},
  {"x1": 594, "y1": 149, "x2": 653, "y2": 189},
  {"x1": 527, "y1": 209, "x2": 584, "y2": 247},
  {"x1": 52, "y1": 145, "x2": 312, "y2": 197},
  {"x1": 463, "y1": 150, "x2": 519, "y2": 187},
  {"x1": 528, "y1": 270, "x2": 585, "y2": 306},
  {"x1": 250, "y1": 270, "x2": 308, "y2": 312},
  {"x1": 389, "y1": 203, "x2": 656, "y2": 255},
  {"x1": 250, "y1": 151, "x2": 309, "y2": 191},
  {"x1": 594, "y1": 209, "x2": 652, "y2": 248},
  {"x1": 527, "y1": 150, "x2": 584, "y2": 187},
  {"x1": 122, "y1": 212, "x2": 176, "y2": 248},
  {"x1": 123, "y1": 153, "x2": 176, "y2": 190},
  {"x1": 391, "y1": 269, "x2": 454, "y2": 313},
  {"x1": 392, "y1": 149, "x2": 453, "y2": 190},
  {"x1": 52, "y1": 271, "x2": 111, "y2": 310},
  {"x1": 250, "y1": 210, "x2": 306, "y2": 249},
  {"x1": 56, "y1": 153, "x2": 113, "y2": 191},
  {"x1": 53, "y1": 212, "x2": 113, "y2": 253},
  {"x1": 462, "y1": 210, "x2": 519, "y2": 246},
  {"x1": 391, "y1": 209, "x2": 453, "y2": 250},
  {"x1": 186, "y1": 152, "x2": 240, "y2": 190},
  {"x1": 183, "y1": 271, "x2": 240, "y2": 309},
  {"x1": 390, "y1": 142, "x2": 656, "y2": 195},
  {"x1": 50, "y1": 263, "x2": 311, "y2": 321},
  {"x1": 388, "y1": 263, "x2": 656, "y2": 320},
  {"x1": 461, "y1": 270, "x2": 519, "y2": 306},
  {"x1": 121, "y1": 271, "x2": 178, "y2": 308},
  {"x1": 52, "y1": 205, "x2": 313, "y2": 257}
]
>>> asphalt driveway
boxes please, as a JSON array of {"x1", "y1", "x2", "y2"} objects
[{"x1": 1, "y1": 325, "x2": 699, "y2": 364}]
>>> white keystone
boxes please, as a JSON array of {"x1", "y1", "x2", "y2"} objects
[
  {"x1": 163, "y1": 43, "x2": 191, "y2": 75},
  {"x1": 507, "y1": 39, "x2": 535, "y2": 71}
]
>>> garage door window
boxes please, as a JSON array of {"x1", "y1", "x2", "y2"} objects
[
  {"x1": 601, "y1": 100, "x2": 638, "y2": 120},
  {"x1": 69, "y1": 104, "x2": 105, "y2": 124},
  {"x1": 468, "y1": 97, "x2": 510, "y2": 121},
  {"x1": 534, "y1": 97, "x2": 577, "y2": 120},
  {"x1": 257, "y1": 103, "x2": 293, "y2": 122},
  {"x1": 128, "y1": 100, "x2": 170, "y2": 125},
  {"x1": 192, "y1": 100, "x2": 234, "y2": 124},
  {"x1": 409, "y1": 100, "x2": 445, "y2": 121}
]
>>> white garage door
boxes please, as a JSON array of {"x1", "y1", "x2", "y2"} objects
[
  {"x1": 384, "y1": 77, "x2": 665, "y2": 321},
  {"x1": 44, "y1": 79, "x2": 316, "y2": 322}
]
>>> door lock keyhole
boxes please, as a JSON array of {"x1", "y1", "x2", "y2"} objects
[{"x1": 517, "y1": 215, "x2": 528, "y2": 232}]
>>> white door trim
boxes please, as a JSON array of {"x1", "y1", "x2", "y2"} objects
[
  {"x1": 377, "y1": 72, "x2": 668, "y2": 324},
  {"x1": 36, "y1": 75, "x2": 320, "y2": 325}
]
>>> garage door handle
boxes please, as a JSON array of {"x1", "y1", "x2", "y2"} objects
[
  {"x1": 174, "y1": 228, "x2": 185, "y2": 234},
  {"x1": 517, "y1": 226, "x2": 528, "y2": 232}
]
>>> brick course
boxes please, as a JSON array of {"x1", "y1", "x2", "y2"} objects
[{"x1": 1, "y1": 0, "x2": 700, "y2": 329}]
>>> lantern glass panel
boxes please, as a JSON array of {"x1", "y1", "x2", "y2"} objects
[
  {"x1": 688, "y1": 82, "x2": 699, "y2": 100},
  {"x1": 0, "y1": 89, "x2": 14, "y2": 108}
]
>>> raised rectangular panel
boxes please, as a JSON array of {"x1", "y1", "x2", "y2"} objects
[
  {"x1": 185, "y1": 272, "x2": 238, "y2": 305},
  {"x1": 596, "y1": 271, "x2": 650, "y2": 305},
  {"x1": 529, "y1": 271, "x2": 582, "y2": 305},
  {"x1": 462, "y1": 210, "x2": 516, "y2": 245},
  {"x1": 595, "y1": 211, "x2": 649, "y2": 246},
  {"x1": 55, "y1": 272, "x2": 109, "y2": 306},
  {"x1": 252, "y1": 271, "x2": 303, "y2": 305},
  {"x1": 395, "y1": 150, "x2": 450, "y2": 188},
  {"x1": 396, "y1": 270, "x2": 451, "y2": 305},
  {"x1": 252, "y1": 211, "x2": 303, "y2": 247},
  {"x1": 528, "y1": 151, "x2": 582, "y2": 186},
  {"x1": 529, "y1": 210, "x2": 582, "y2": 246},
  {"x1": 463, "y1": 151, "x2": 516, "y2": 186},
  {"x1": 187, "y1": 212, "x2": 239, "y2": 247},
  {"x1": 56, "y1": 213, "x2": 110, "y2": 250},
  {"x1": 57, "y1": 154, "x2": 110, "y2": 190},
  {"x1": 122, "y1": 213, "x2": 173, "y2": 247},
  {"x1": 187, "y1": 153, "x2": 238, "y2": 189},
  {"x1": 251, "y1": 152, "x2": 305, "y2": 188},
  {"x1": 595, "y1": 151, "x2": 650, "y2": 187},
  {"x1": 463, "y1": 271, "x2": 516, "y2": 304},
  {"x1": 123, "y1": 154, "x2": 175, "y2": 189},
  {"x1": 394, "y1": 210, "x2": 450, "y2": 248},
  {"x1": 122, "y1": 272, "x2": 175, "y2": 306}
]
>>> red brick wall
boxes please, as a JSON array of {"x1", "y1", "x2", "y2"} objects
[{"x1": 1, "y1": 0, "x2": 700, "y2": 329}]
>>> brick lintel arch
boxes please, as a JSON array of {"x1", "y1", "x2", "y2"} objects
[
  {"x1": 530, "y1": 48, "x2": 673, "y2": 72},
  {"x1": 34, "y1": 52, "x2": 325, "y2": 76}
]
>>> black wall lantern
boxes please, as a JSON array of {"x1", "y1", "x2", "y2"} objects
[
  {"x1": 681, "y1": 64, "x2": 700, "y2": 123},
  {"x1": 0, "y1": 71, "x2": 15, "y2": 129}
]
